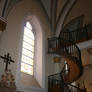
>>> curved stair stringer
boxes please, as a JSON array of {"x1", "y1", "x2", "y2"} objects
[
  {"x1": 56, "y1": 39, "x2": 83, "y2": 84},
  {"x1": 62, "y1": 55, "x2": 83, "y2": 84},
  {"x1": 48, "y1": 37, "x2": 83, "y2": 87}
]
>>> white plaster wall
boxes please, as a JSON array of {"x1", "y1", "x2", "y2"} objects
[
  {"x1": 0, "y1": 0, "x2": 55, "y2": 92},
  {"x1": 32, "y1": 16, "x2": 43, "y2": 87},
  {"x1": 77, "y1": 40, "x2": 92, "y2": 50}
]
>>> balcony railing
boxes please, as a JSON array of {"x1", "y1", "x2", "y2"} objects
[
  {"x1": 60, "y1": 24, "x2": 92, "y2": 43},
  {"x1": 48, "y1": 72, "x2": 84, "y2": 92}
]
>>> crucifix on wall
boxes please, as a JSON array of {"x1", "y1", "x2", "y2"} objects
[{"x1": 0, "y1": 53, "x2": 15, "y2": 72}]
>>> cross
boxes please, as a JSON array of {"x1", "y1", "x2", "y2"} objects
[{"x1": 0, "y1": 53, "x2": 14, "y2": 71}]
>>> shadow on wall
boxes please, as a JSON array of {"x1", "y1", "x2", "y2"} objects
[{"x1": 76, "y1": 48, "x2": 92, "y2": 92}]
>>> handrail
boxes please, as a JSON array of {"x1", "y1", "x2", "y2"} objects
[
  {"x1": 59, "y1": 39, "x2": 81, "y2": 61},
  {"x1": 60, "y1": 26, "x2": 88, "y2": 43},
  {"x1": 48, "y1": 72, "x2": 82, "y2": 92},
  {"x1": 48, "y1": 37, "x2": 82, "y2": 64},
  {"x1": 48, "y1": 25, "x2": 84, "y2": 92}
]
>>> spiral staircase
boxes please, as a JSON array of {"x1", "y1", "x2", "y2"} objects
[{"x1": 48, "y1": 29, "x2": 84, "y2": 92}]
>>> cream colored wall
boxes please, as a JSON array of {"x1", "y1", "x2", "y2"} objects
[
  {"x1": 81, "y1": 48, "x2": 92, "y2": 66},
  {"x1": 0, "y1": 0, "x2": 55, "y2": 92},
  {"x1": 65, "y1": 0, "x2": 92, "y2": 25},
  {"x1": 77, "y1": 48, "x2": 92, "y2": 92},
  {"x1": 21, "y1": 72, "x2": 40, "y2": 88}
]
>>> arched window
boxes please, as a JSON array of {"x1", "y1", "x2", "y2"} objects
[
  {"x1": 21, "y1": 21, "x2": 35, "y2": 75},
  {"x1": 16, "y1": 17, "x2": 45, "y2": 89}
]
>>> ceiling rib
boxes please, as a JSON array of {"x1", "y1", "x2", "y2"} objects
[
  {"x1": 50, "y1": 0, "x2": 57, "y2": 36},
  {"x1": 55, "y1": 0, "x2": 78, "y2": 37},
  {"x1": 2, "y1": 0, "x2": 8, "y2": 17}
]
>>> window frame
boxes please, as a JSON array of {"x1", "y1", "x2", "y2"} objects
[
  {"x1": 21, "y1": 21, "x2": 35, "y2": 76},
  {"x1": 16, "y1": 16, "x2": 45, "y2": 88}
]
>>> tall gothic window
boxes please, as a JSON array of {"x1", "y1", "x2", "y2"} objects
[{"x1": 21, "y1": 21, "x2": 35, "y2": 75}]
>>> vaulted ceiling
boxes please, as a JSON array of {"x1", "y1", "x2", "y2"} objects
[
  {"x1": 0, "y1": 0, "x2": 67, "y2": 20},
  {"x1": 0, "y1": 0, "x2": 50, "y2": 18},
  {"x1": 41, "y1": 0, "x2": 51, "y2": 17},
  {"x1": 0, "y1": 0, "x2": 77, "y2": 36}
]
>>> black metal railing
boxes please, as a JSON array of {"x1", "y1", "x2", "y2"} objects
[
  {"x1": 48, "y1": 72, "x2": 64, "y2": 92},
  {"x1": 48, "y1": 37, "x2": 82, "y2": 65},
  {"x1": 47, "y1": 21, "x2": 92, "y2": 92},
  {"x1": 47, "y1": 23, "x2": 88, "y2": 92},
  {"x1": 60, "y1": 26, "x2": 88, "y2": 43},
  {"x1": 59, "y1": 38, "x2": 82, "y2": 64},
  {"x1": 48, "y1": 72, "x2": 83, "y2": 92}
]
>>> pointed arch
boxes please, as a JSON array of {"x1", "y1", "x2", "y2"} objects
[
  {"x1": 16, "y1": 16, "x2": 45, "y2": 90},
  {"x1": 21, "y1": 21, "x2": 35, "y2": 75}
]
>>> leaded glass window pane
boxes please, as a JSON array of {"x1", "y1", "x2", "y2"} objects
[{"x1": 21, "y1": 21, "x2": 34, "y2": 75}]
